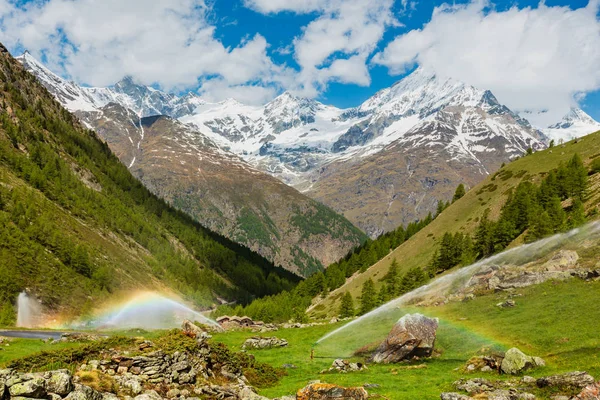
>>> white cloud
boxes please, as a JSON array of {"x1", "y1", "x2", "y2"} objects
[
  {"x1": 0, "y1": 0, "x2": 289, "y2": 104},
  {"x1": 246, "y1": 0, "x2": 397, "y2": 96},
  {"x1": 374, "y1": 1, "x2": 600, "y2": 126},
  {"x1": 243, "y1": 0, "x2": 326, "y2": 14}
]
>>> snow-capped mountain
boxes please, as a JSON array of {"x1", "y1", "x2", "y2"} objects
[
  {"x1": 543, "y1": 108, "x2": 600, "y2": 142},
  {"x1": 16, "y1": 51, "x2": 205, "y2": 118},
  {"x1": 18, "y1": 51, "x2": 548, "y2": 237}
]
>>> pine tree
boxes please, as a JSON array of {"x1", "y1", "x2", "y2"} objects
[
  {"x1": 453, "y1": 184, "x2": 466, "y2": 203},
  {"x1": 359, "y1": 278, "x2": 377, "y2": 315},
  {"x1": 377, "y1": 284, "x2": 389, "y2": 306},
  {"x1": 569, "y1": 197, "x2": 586, "y2": 228},
  {"x1": 527, "y1": 211, "x2": 553, "y2": 241},
  {"x1": 384, "y1": 258, "x2": 399, "y2": 294},
  {"x1": 338, "y1": 292, "x2": 355, "y2": 318},
  {"x1": 475, "y1": 210, "x2": 494, "y2": 257},
  {"x1": 546, "y1": 195, "x2": 566, "y2": 232},
  {"x1": 436, "y1": 200, "x2": 446, "y2": 217}
]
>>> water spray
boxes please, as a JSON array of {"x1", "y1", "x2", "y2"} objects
[{"x1": 314, "y1": 221, "x2": 600, "y2": 354}]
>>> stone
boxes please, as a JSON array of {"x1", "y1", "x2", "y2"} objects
[
  {"x1": 325, "y1": 359, "x2": 366, "y2": 374},
  {"x1": 370, "y1": 313, "x2": 439, "y2": 364},
  {"x1": 9, "y1": 377, "x2": 47, "y2": 398},
  {"x1": 238, "y1": 386, "x2": 271, "y2": 400},
  {"x1": 296, "y1": 383, "x2": 368, "y2": 400},
  {"x1": 0, "y1": 383, "x2": 8, "y2": 400},
  {"x1": 45, "y1": 370, "x2": 74, "y2": 396},
  {"x1": 166, "y1": 388, "x2": 181, "y2": 398},
  {"x1": 454, "y1": 378, "x2": 495, "y2": 394},
  {"x1": 242, "y1": 336, "x2": 288, "y2": 350},
  {"x1": 119, "y1": 377, "x2": 143, "y2": 396},
  {"x1": 486, "y1": 389, "x2": 535, "y2": 399},
  {"x1": 497, "y1": 300, "x2": 516, "y2": 308},
  {"x1": 573, "y1": 382, "x2": 600, "y2": 399},
  {"x1": 133, "y1": 390, "x2": 162, "y2": 400},
  {"x1": 282, "y1": 364, "x2": 297, "y2": 369},
  {"x1": 64, "y1": 384, "x2": 104, "y2": 400},
  {"x1": 536, "y1": 371, "x2": 596, "y2": 389},
  {"x1": 170, "y1": 361, "x2": 189, "y2": 372},
  {"x1": 441, "y1": 393, "x2": 473, "y2": 400},
  {"x1": 181, "y1": 320, "x2": 204, "y2": 338},
  {"x1": 500, "y1": 348, "x2": 545, "y2": 374},
  {"x1": 543, "y1": 250, "x2": 579, "y2": 271}
]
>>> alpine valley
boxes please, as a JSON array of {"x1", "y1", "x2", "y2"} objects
[{"x1": 17, "y1": 51, "x2": 600, "y2": 259}]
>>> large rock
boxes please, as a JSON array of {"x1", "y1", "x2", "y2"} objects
[
  {"x1": 242, "y1": 336, "x2": 288, "y2": 350},
  {"x1": 181, "y1": 320, "x2": 204, "y2": 337},
  {"x1": 370, "y1": 313, "x2": 438, "y2": 364},
  {"x1": 44, "y1": 370, "x2": 74, "y2": 396},
  {"x1": 536, "y1": 371, "x2": 595, "y2": 389},
  {"x1": 9, "y1": 376, "x2": 47, "y2": 398},
  {"x1": 500, "y1": 348, "x2": 545, "y2": 375},
  {"x1": 64, "y1": 384, "x2": 104, "y2": 400},
  {"x1": 574, "y1": 382, "x2": 600, "y2": 399},
  {"x1": 296, "y1": 383, "x2": 368, "y2": 400}
]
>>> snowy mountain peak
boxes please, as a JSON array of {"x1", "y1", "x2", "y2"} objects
[
  {"x1": 357, "y1": 67, "x2": 485, "y2": 119},
  {"x1": 550, "y1": 108, "x2": 598, "y2": 129},
  {"x1": 543, "y1": 108, "x2": 600, "y2": 142}
]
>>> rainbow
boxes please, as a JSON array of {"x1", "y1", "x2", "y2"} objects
[{"x1": 54, "y1": 292, "x2": 220, "y2": 331}]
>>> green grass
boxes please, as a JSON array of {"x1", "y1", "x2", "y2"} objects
[
  {"x1": 3, "y1": 279, "x2": 599, "y2": 398},
  {"x1": 215, "y1": 278, "x2": 600, "y2": 399}
]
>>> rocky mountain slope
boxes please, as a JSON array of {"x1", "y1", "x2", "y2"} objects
[
  {"x1": 17, "y1": 52, "x2": 366, "y2": 276},
  {"x1": 0, "y1": 43, "x2": 301, "y2": 320}
]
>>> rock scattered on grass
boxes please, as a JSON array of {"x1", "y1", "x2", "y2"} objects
[
  {"x1": 322, "y1": 359, "x2": 367, "y2": 374},
  {"x1": 296, "y1": 383, "x2": 368, "y2": 400},
  {"x1": 500, "y1": 348, "x2": 545, "y2": 375},
  {"x1": 370, "y1": 313, "x2": 438, "y2": 364},
  {"x1": 242, "y1": 336, "x2": 288, "y2": 350}
]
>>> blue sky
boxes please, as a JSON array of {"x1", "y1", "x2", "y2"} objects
[{"x1": 1, "y1": 0, "x2": 599, "y2": 124}]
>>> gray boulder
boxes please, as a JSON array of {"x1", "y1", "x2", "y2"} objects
[
  {"x1": 536, "y1": 371, "x2": 595, "y2": 389},
  {"x1": 64, "y1": 384, "x2": 103, "y2": 400},
  {"x1": 134, "y1": 390, "x2": 163, "y2": 400},
  {"x1": 371, "y1": 313, "x2": 439, "y2": 364},
  {"x1": 9, "y1": 377, "x2": 46, "y2": 398},
  {"x1": 242, "y1": 336, "x2": 288, "y2": 350},
  {"x1": 44, "y1": 370, "x2": 74, "y2": 396},
  {"x1": 441, "y1": 393, "x2": 472, "y2": 400},
  {"x1": 500, "y1": 348, "x2": 545, "y2": 374}
]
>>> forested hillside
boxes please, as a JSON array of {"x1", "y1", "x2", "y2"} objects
[{"x1": 0, "y1": 44, "x2": 297, "y2": 324}]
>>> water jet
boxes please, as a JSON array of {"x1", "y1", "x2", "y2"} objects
[
  {"x1": 16, "y1": 291, "x2": 43, "y2": 328},
  {"x1": 315, "y1": 221, "x2": 600, "y2": 356}
]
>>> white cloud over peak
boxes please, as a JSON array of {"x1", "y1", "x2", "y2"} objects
[
  {"x1": 246, "y1": 0, "x2": 398, "y2": 97},
  {"x1": 0, "y1": 0, "x2": 289, "y2": 104},
  {"x1": 374, "y1": 1, "x2": 600, "y2": 126}
]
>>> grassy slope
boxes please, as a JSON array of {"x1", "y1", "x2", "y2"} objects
[{"x1": 310, "y1": 131, "x2": 600, "y2": 318}]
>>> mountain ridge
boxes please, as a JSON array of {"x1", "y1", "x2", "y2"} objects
[{"x1": 18, "y1": 51, "x2": 600, "y2": 238}]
